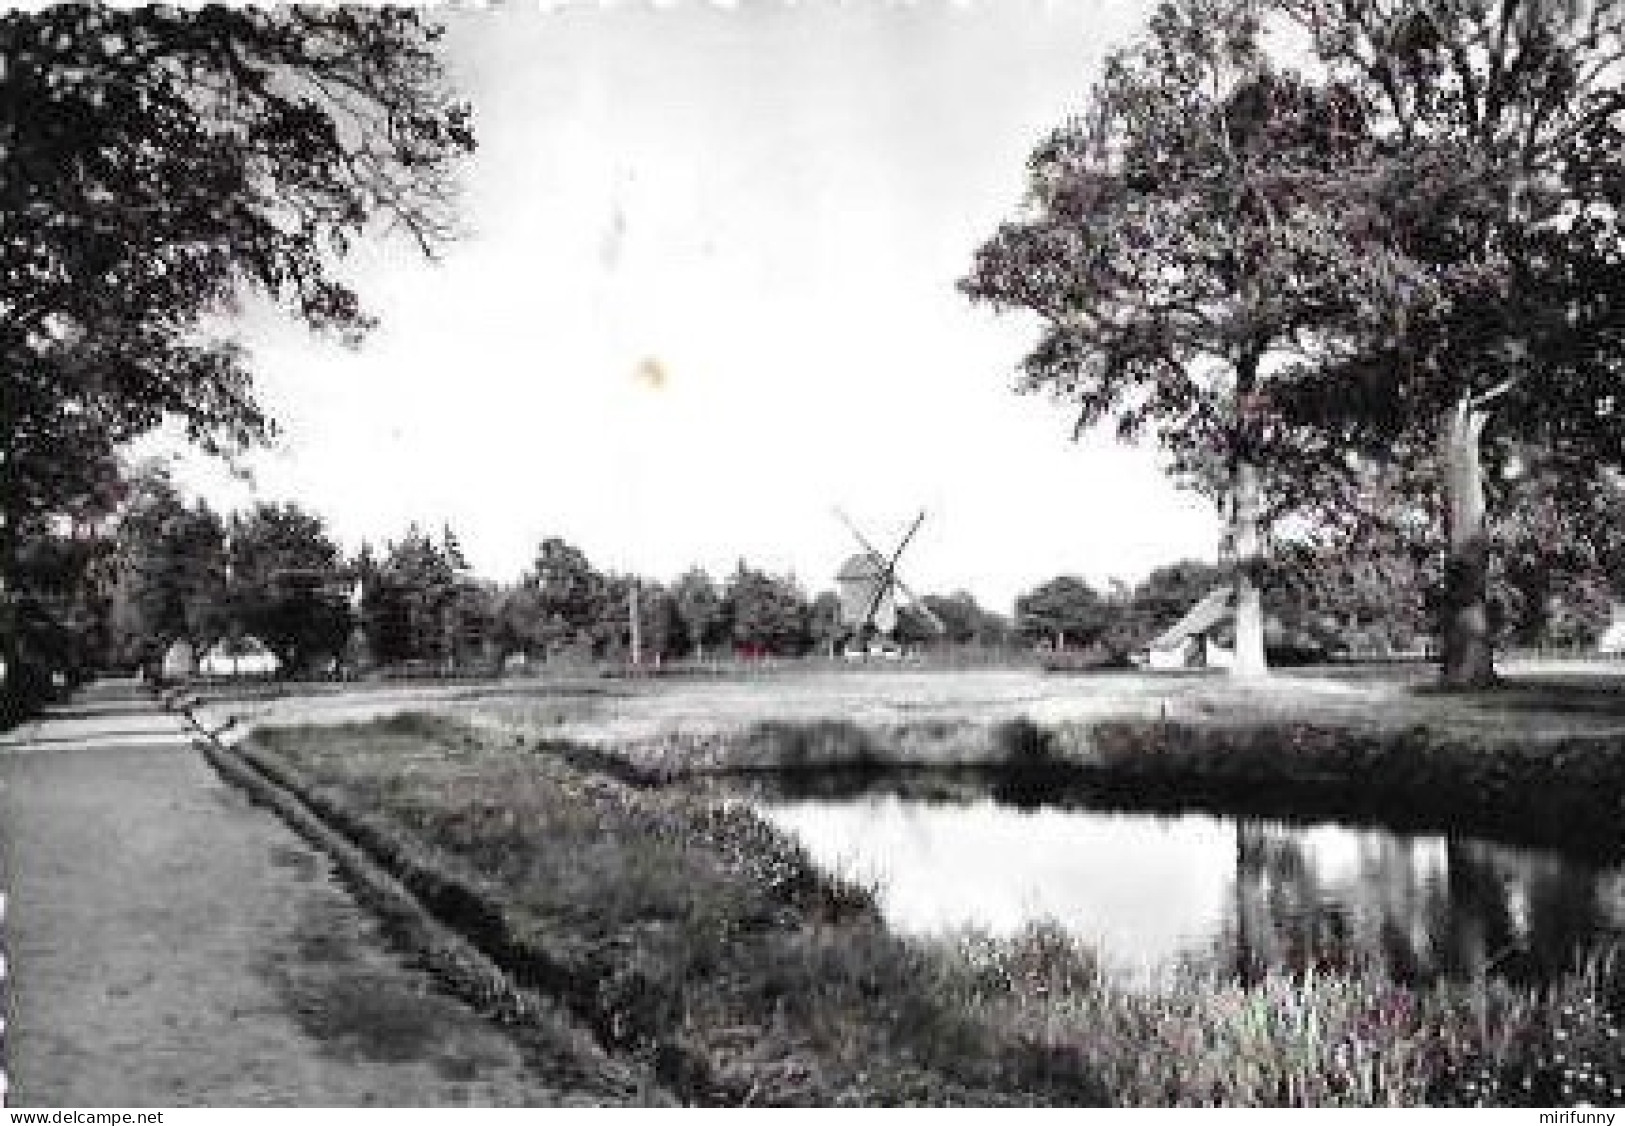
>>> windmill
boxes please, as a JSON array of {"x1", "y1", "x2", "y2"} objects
[{"x1": 833, "y1": 509, "x2": 944, "y2": 656}]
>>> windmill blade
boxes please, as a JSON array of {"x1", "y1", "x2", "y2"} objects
[
  {"x1": 880, "y1": 511, "x2": 927, "y2": 584},
  {"x1": 892, "y1": 576, "x2": 946, "y2": 633},
  {"x1": 834, "y1": 507, "x2": 885, "y2": 560},
  {"x1": 882, "y1": 564, "x2": 944, "y2": 633},
  {"x1": 869, "y1": 511, "x2": 926, "y2": 628}
]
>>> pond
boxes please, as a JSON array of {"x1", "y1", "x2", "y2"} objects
[{"x1": 757, "y1": 795, "x2": 1625, "y2": 988}]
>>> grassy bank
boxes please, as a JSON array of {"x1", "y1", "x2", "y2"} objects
[
  {"x1": 245, "y1": 713, "x2": 1623, "y2": 1106},
  {"x1": 246, "y1": 714, "x2": 1104, "y2": 1105},
  {"x1": 601, "y1": 716, "x2": 1625, "y2": 859}
]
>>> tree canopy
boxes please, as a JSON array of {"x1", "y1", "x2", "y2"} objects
[
  {"x1": 723, "y1": 563, "x2": 810, "y2": 657},
  {"x1": 227, "y1": 502, "x2": 351, "y2": 670},
  {"x1": 672, "y1": 567, "x2": 724, "y2": 658},
  {"x1": 106, "y1": 467, "x2": 228, "y2": 661},
  {"x1": 1014, "y1": 575, "x2": 1114, "y2": 650},
  {"x1": 1269, "y1": 0, "x2": 1625, "y2": 683},
  {"x1": 3, "y1": 6, "x2": 474, "y2": 700},
  {"x1": 962, "y1": 0, "x2": 1391, "y2": 674},
  {"x1": 362, "y1": 525, "x2": 471, "y2": 665},
  {"x1": 967, "y1": 0, "x2": 1625, "y2": 682}
]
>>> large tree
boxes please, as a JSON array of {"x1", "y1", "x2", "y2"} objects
[
  {"x1": 2, "y1": 6, "x2": 473, "y2": 688},
  {"x1": 591, "y1": 574, "x2": 680, "y2": 663},
  {"x1": 1270, "y1": 448, "x2": 1625, "y2": 656},
  {"x1": 962, "y1": 0, "x2": 1380, "y2": 676},
  {"x1": 525, "y1": 536, "x2": 610, "y2": 658},
  {"x1": 722, "y1": 563, "x2": 810, "y2": 657},
  {"x1": 494, "y1": 582, "x2": 546, "y2": 662},
  {"x1": 1277, "y1": 0, "x2": 1625, "y2": 684},
  {"x1": 807, "y1": 590, "x2": 847, "y2": 657},
  {"x1": 1492, "y1": 459, "x2": 1625, "y2": 649},
  {"x1": 1014, "y1": 575, "x2": 1115, "y2": 651},
  {"x1": 226, "y1": 502, "x2": 350, "y2": 671},
  {"x1": 442, "y1": 578, "x2": 499, "y2": 669},
  {"x1": 106, "y1": 468, "x2": 230, "y2": 662},
  {"x1": 672, "y1": 567, "x2": 723, "y2": 660},
  {"x1": 363, "y1": 525, "x2": 469, "y2": 665}
]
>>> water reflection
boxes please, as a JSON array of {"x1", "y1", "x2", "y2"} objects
[{"x1": 758, "y1": 796, "x2": 1625, "y2": 987}]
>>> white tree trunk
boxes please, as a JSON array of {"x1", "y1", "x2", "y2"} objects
[
  {"x1": 1231, "y1": 458, "x2": 1269, "y2": 678},
  {"x1": 629, "y1": 580, "x2": 642, "y2": 666},
  {"x1": 1439, "y1": 397, "x2": 1496, "y2": 688}
]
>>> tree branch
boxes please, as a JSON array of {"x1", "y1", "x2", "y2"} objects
[{"x1": 1470, "y1": 372, "x2": 1525, "y2": 408}]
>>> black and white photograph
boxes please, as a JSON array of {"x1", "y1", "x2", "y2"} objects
[{"x1": 3, "y1": 0, "x2": 1625, "y2": 1110}]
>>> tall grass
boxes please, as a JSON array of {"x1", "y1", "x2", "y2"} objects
[{"x1": 923, "y1": 923, "x2": 1625, "y2": 1107}]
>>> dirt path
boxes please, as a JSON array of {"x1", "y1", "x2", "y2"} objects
[{"x1": 0, "y1": 681, "x2": 574, "y2": 1107}]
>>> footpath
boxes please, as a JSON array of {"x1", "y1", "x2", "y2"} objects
[{"x1": 0, "y1": 679, "x2": 571, "y2": 1107}]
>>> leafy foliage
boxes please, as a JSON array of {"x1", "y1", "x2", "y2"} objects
[
  {"x1": 361, "y1": 525, "x2": 474, "y2": 665},
  {"x1": 3, "y1": 6, "x2": 474, "y2": 517},
  {"x1": 962, "y1": 0, "x2": 1381, "y2": 497},
  {"x1": 673, "y1": 567, "x2": 725, "y2": 659},
  {"x1": 1014, "y1": 575, "x2": 1114, "y2": 649},
  {"x1": 226, "y1": 502, "x2": 350, "y2": 671},
  {"x1": 1124, "y1": 560, "x2": 1229, "y2": 642},
  {"x1": 527, "y1": 536, "x2": 610, "y2": 658},
  {"x1": 1269, "y1": 0, "x2": 1625, "y2": 680},
  {"x1": 722, "y1": 563, "x2": 810, "y2": 657},
  {"x1": 1, "y1": 6, "x2": 473, "y2": 707},
  {"x1": 106, "y1": 468, "x2": 229, "y2": 660},
  {"x1": 807, "y1": 590, "x2": 846, "y2": 654},
  {"x1": 921, "y1": 591, "x2": 1011, "y2": 648},
  {"x1": 962, "y1": 0, "x2": 1410, "y2": 675},
  {"x1": 1489, "y1": 456, "x2": 1625, "y2": 648}
]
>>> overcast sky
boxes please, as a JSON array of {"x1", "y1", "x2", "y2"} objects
[{"x1": 157, "y1": 0, "x2": 1220, "y2": 613}]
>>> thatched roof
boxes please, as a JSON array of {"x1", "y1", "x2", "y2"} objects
[{"x1": 1150, "y1": 587, "x2": 1233, "y2": 650}]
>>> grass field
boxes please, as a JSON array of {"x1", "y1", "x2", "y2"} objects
[
  {"x1": 325, "y1": 662, "x2": 1624, "y2": 859},
  {"x1": 209, "y1": 659, "x2": 1625, "y2": 750},
  {"x1": 237, "y1": 671, "x2": 1625, "y2": 1106}
]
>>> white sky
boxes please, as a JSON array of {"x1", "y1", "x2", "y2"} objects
[{"x1": 157, "y1": 0, "x2": 1220, "y2": 614}]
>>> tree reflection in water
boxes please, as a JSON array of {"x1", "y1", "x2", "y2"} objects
[
  {"x1": 761, "y1": 795, "x2": 1625, "y2": 988},
  {"x1": 1227, "y1": 822, "x2": 1619, "y2": 987}
]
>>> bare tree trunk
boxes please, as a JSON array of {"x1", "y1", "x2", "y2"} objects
[
  {"x1": 1, "y1": 500, "x2": 20, "y2": 704},
  {"x1": 1439, "y1": 397, "x2": 1496, "y2": 688},
  {"x1": 629, "y1": 580, "x2": 642, "y2": 667},
  {"x1": 1231, "y1": 457, "x2": 1268, "y2": 677}
]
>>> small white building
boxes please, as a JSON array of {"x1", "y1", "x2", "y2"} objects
[
  {"x1": 160, "y1": 639, "x2": 196, "y2": 679},
  {"x1": 198, "y1": 636, "x2": 281, "y2": 679},
  {"x1": 1598, "y1": 602, "x2": 1625, "y2": 655}
]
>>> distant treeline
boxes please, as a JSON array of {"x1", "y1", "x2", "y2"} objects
[{"x1": 8, "y1": 460, "x2": 1618, "y2": 720}]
